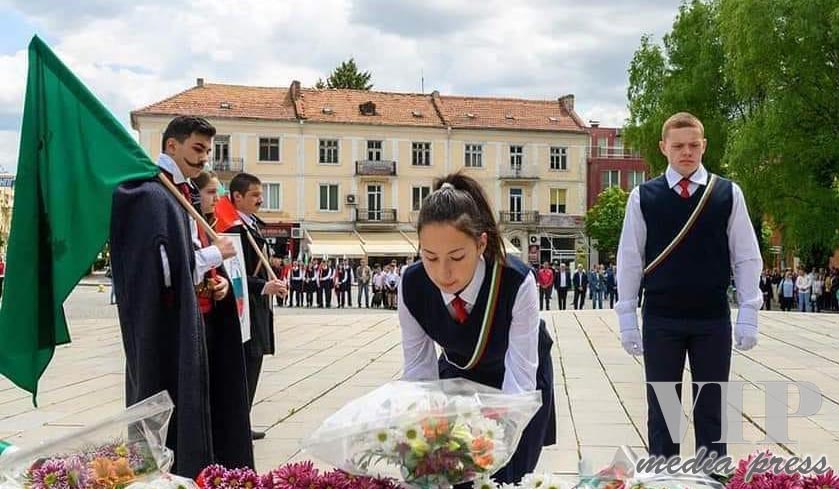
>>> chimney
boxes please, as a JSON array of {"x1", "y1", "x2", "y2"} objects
[
  {"x1": 196, "y1": 77, "x2": 204, "y2": 87},
  {"x1": 289, "y1": 80, "x2": 301, "y2": 101},
  {"x1": 558, "y1": 94, "x2": 574, "y2": 111},
  {"x1": 589, "y1": 120, "x2": 600, "y2": 128}
]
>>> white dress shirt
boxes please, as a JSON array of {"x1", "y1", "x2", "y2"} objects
[
  {"x1": 156, "y1": 154, "x2": 222, "y2": 286},
  {"x1": 399, "y1": 256, "x2": 540, "y2": 394},
  {"x1": 615, "y1": 164, "x2": 763, "y2": 332}
]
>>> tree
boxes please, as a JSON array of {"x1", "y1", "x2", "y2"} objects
[
  {"x1": 315, "y1": 58, "x2": 373, "y2": 90},
  {"x1": 625, "y1": 0, "x2": 839, "y2": 266},
  {"x1": 585, "y1": 186, "x2": 629, "y2": 263}
]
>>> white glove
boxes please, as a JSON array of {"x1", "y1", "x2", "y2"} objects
[
  {"x1": 734, "y1": 322, "x2": 758, "y2": 351},
  {"x1": 621, "y1": 327, "x2": 644, "y2": 356}
]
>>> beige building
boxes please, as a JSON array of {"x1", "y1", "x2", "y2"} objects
[
  {"x1": 131, "y1": 80, "x2": 590, "y2": 265},
  {"x1": 0, "y1": 173, "x2": 14, "y2": 256}
]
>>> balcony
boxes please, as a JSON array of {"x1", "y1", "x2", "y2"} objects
[
  {"x1": 355, "y1": 160, "x2": 397, "y2": 177},
  {"x1": 499, "y1": 164, "x2": 540, "y2": 182},
  {"x1": 540, "y1": 214, "x2": 584, "y2": 229},
  {"x1": 355, "y1": 208, "x2": 398, "y2": 227},
  {"x1": 587, "y1": 146, "x2": 642, "y2": 160},
  {"x1": 211, "y1": 157, "x2": 244, "y2": 173},
  {"x1": 499, "y1": 210, "x2": 540, "y2": 226}
]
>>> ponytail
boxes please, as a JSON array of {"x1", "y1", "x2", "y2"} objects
[{"x1": 417, "y1": 171, "x2": 506, "y2": 264}]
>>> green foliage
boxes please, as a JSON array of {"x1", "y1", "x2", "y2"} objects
[
  {"x1": 585, "y1": 186, "x2": 629, "y2": 262},
  {"x1": 626, "y1": 0, "x2": 839, "y2": 263},
  {"x1": 316, "y1": 58, "x2": 373, "y2": 90}
]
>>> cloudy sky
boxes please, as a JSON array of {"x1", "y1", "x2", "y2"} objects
[{"x1": 0, "y1": 0, "x2": 683, "y2": 173}]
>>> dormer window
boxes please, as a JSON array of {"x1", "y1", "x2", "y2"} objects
[
  {"x1": 504, "y1": 113, "x2": 515, "y2": 120},
  {"x1": 359, "y1": 101, "x2": 377, "y2": 116},
  {"x1": 548, "y1": 116, "x2": 559, "y2": 122},
  {"x1": 465, "y1": 112, "x2": 475, "y2": 119},
  {"x1": 412, "y1": 110, "x2": 423, "y2": 117},
  {"x1": 219, "y1": 101, "x2": 232, "y2": 109},
  {"x1": 322, "y1": 106, "x2": 334, "y2": 114}
]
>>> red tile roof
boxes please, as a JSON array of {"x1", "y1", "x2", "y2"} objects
[{"x1": 132, "y1": 80, "x2": 586, "y2": 133}]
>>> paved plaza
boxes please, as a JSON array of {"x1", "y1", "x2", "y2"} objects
[{"x1": 2, "y1": 286, "x2": 839, "y2": 474}]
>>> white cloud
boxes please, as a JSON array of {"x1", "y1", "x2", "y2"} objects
[{"x1": 0, "y1": 0, "x2": 682, "y2": 171}]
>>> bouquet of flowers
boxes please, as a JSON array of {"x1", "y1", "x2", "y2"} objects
[
  {"x1": 575, "y1": 447, "x2": 722, "y2": 489},
  {"x1": 0, "y1": 392, "x2": 175, "y2": 489},
  {"x1": 196, "y1": 461, "x2": 401, "y2": 489},
  {"x1": 301, "y1": 379, "x2": 542, "y2": 489}
]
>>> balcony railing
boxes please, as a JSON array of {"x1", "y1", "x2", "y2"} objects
[
  {"x1": 355, "y1": 160, "x2": 397, "y2": 176},
  {"x1": 540, "y1": 214, "x2": 584, "y2": 228},
  {"x1": 356, "y1": 208, "x2": 397, "y2": 223},
  {"x1": 499, "y1": 210, "x2": 540, "y2": 225},
  {"x1": 587, "y1": 146, "x2": 642, "y2": 159},
  {"x1": 211, "y1": 157, "x2": 244, "y2": 172},
  {"x1": 499, "y1": 164, "x2": 540, "y2": 180}
]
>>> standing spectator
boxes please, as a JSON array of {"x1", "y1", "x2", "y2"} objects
[
  {"x1": 304, "y1": 261, "x2": 317, "y2": 307},
  {"x1": 796, "y1": 268, "x2": 812, "y2": 312},
  {"x1": 572, "y1": 264, "x2": 588, "y2": 309},
  {"x1": 605, "y1": 264, "x2": 618, "y2": 308},
  {"x1": 537, "y1": 262, "x2": 554, "y2": 310},
  {"x1": 759, "y1": 271, "x2": 773, "y2": 311},
  {"x1": 590, "y1": 265, "x2": 605, "y2": 309},
  {"x1": 356, "y1": 258, "x2": 372, "y2": 308},
  {"x1": 553, "y1": 262, "x2": 571, "y2": 310},
  {"x1": 372, "y1": 264, "x2": 384, "y2": 308},
  {"x1": 778, "y1": 271, "x2": 796, "y2": 311},
  {"x1": 811, "y1": 272, "x2": 823, "y2": 313},
  {"x1": 385, "y1": 264, "x2": 399, "y2": 309}
]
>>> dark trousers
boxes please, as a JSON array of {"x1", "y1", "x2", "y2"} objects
[
  {"x1": 556, "y1": 287, "x2": 568, "y2": 310},
  {"x1": 244, "y1": 349, "x2": 264, "y2": 409},
  {"x1": 608, "y1": 289, "x2": 617, "y2": 308},
  {"x1": 780, "y1": 296, "x2": 793, "y2": 311},
  {"x1": 539, "y1": 287, "x2": 551, "y2": 310},
  {"x1": 642, "y1": 314, "x2": 731, "y2": 458},
  {"x1": 762, "y1": 294, "x2": 771, "y2": 311},
  {"x1": 318, "y1": 282, "x2": 333, "y2": 307},
  {"x1": 573, "y1": 288, "x2": 585, "y2": 309},
  {"x1": 358, "y1": 283, "x2": 370, "y2": 308}
]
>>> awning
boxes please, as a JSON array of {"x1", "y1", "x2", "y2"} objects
[
  {"x1": 306, "y1": 232, "x2": 366, "y2": 259},
  {"x1": 358, "y1": 232, "x2": 418, "y2": 256},
  {"x1": 503, "y1": 237, "x2": 521, "y2": 255}
]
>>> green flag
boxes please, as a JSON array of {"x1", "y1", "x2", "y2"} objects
[{"x1": 0, "y1": 36, "x2": 159, "y2": 401}]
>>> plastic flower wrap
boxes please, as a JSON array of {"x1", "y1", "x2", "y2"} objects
[
  {"x1": 0, "y1": 392, "x2": 174, "y2": 489},
  {"x1": 301, "y1": 379, "x2": 542, "y2": 489},
  {"x1": 576, "y1": 447, "x2": 723, "y2": 489}
]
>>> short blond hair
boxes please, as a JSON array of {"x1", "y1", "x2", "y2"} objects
[{"x1": 661, "y1": 112, "x2": 704, "y2": 140}]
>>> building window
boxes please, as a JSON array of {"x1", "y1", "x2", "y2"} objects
[
  {"x1": 602, "y1": 170, "x2": 620, "y2": 189},
  {"x1": 412, "y1": 142, "x2": 431, "y2": 166},
  {"x1": 628, "y1": 170, "x2": 645, "y2": 189},
  {"x1": 550, "y1": 146, "x2": 567, "y2": 170},
  {"x1": 550, "y1": 188, "x2": 567, "y2": 214},
  {"x1": 259, "y1": 137, "x2": 280, "y2": 162},
  {"x1": 465, "y1": 144, "x2": 483, "y2": 168},
  {"x1": 319, "y1": 139, "x2": 339, "y2": 164},
  {"x1": 319, "y1": 184, "x2": 339, "y2": 211},
  {"x1": 367, "y1": 140, "x2": 382, "y2": 161},
  {"x1": 412, "y1": 186, "x2": 431, "y2": 211},
  {"x1": 510, "y1": 145, "x2": 523, "y2": 169},
  {"x1": 262, "y1": 183, "x2": 281, "y2": 210}
]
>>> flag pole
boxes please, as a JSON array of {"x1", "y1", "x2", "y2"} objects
[{"x1": 156, "y1": 174, "x2": 279, "y2": 281}]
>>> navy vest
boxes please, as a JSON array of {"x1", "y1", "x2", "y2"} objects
[{"x1": 640, "y1": 174, "x2": 733, "y2": 319}]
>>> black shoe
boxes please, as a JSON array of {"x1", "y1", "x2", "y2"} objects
[{"x1": 251, "y1": 430, "x2": 266, "y2": 440}]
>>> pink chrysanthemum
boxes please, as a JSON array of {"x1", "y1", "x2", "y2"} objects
[
  {"x1": 28, "y1": 459, "x2": 72, "y2": 489},
  {"x1": 803, "y1": 470, "x2": 839, "y2": 489},
  {"x1": 265, "y1": 461, "x2": 318, "y2": 489},
  {"x1": 198, "y1": 464, "x2": 228, "y2": 489}
]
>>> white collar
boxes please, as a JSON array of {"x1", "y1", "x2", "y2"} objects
[
  {"x1": 441, "y1": 255, "x2": 486, "y2": 307},
  {"x1": 157, "y1": 154, "x2": 187, "y2": 185},
  {"x1": 237, "y1": 210, "x2": 255, "y2": 227},
  {"x1": 666, "y1": 164, "x2": 708, "y2": 189}
]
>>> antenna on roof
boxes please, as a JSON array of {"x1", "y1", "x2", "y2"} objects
[{"x1": 420, "y1": 68, "x2": 424, "y2": 94}]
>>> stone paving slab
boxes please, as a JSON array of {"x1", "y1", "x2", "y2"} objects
[{"x1": 1, "y1": 289, "x2": 838, "y2": 474}]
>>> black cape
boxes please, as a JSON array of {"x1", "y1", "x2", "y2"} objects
[
  {"x1": 110, "y1": 179, "x2": 211, "y2": 478},
  {"x1": 203, "y1": 248, "x2": 255, "y2": 469}
]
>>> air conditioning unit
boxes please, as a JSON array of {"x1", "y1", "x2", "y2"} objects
[
  {"x1": 291, "y1": 227, "x2": 303, "y2": 239},
  {"x1": 529, "y1": 235, "x2": 540, "y2": 246},
  {"x1": 345, "y1": 194, "x2": 357, "y2": 205}
]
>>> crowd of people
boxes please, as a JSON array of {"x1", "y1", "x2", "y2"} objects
[
  {"x1": 268, "y1": 257, "x2": 410, "y2": 309},
  {"x1": 534, "y1": 261, "x2": 617, "y2": 311},
  {"x1": 760, "y1": 267, "x2": 839, "y2": 312}
]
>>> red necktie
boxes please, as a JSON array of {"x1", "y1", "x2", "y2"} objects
[
  {"x1": 451, "y1": 295, "x2": 469, "y2": 324},
  {"x1": 678, "y1": 178, "x2": 691, "y2": 199}
]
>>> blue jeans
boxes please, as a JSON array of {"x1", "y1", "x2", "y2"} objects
[
  {"x1": 798, "y1": 292, "x2": 810, "y2": 312},
  {"x1": 592, "y1": 289, "x2": 603, "y2": 309}
]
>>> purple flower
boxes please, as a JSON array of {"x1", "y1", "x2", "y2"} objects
[
  {"x1": 29, "y1": 459, "x2": 72, "y2": 489},
  {"x1": 199, "y1": 464, "x2": 228, "y2": 489}
]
